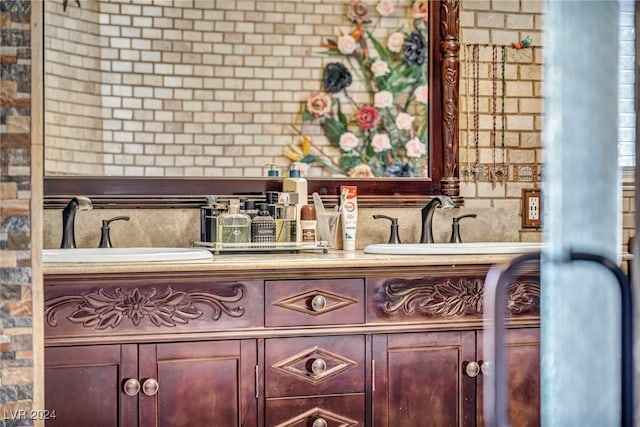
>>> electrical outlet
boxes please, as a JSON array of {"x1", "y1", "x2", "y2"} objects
[{"x1": 522, "y1": 189, "x2": 542, "y2": 228}]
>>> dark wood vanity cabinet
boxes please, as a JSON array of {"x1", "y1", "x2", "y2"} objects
[
  {"x1": 44, "y1": 267, "x2": 540, "y2": 427},
  {"x1": 372, "y1": 329, "x2": 540, "y2": 427},
  {"x1": 45, "y1": 340, "x2": 258, "y2": 427}
]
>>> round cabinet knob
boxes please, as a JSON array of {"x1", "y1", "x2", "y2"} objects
[
  {"x1": 142, "y1": 378, "x2": 159, "y2": 396},
  {"x1": 123, "y1": 378, "x2": 140, "y2": 396},
  {"x1": 309, "y1": 358, "x2": 327, "y2": 375},
  {"x1": 465, "y1": 361, "x2": 481, "y2": 378},
  {"x1": 481, "y1": 360, "x2": 491, "y2": 376},
  {"x1": 312, "y1": 418, "x2": 328, "y2": 427},
  {"x1": 310, "y1": 295, "x2": 327, "y2": 312}
]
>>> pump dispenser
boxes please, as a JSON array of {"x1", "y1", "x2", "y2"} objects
[
  {"x1": 282, "y1": 163, "x2": 307, "y2": 243},
  {"x1": 265, "y1": 164, "x2": 279, "y2": 177}
]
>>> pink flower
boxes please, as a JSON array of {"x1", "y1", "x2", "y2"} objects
[
  {"x1": 406, "y1": 137, "x2": 426, "y2": 158},
  {"x1": 356, "y1": 105, "x2": 380, "y2": 130},
  {"x1": 339, "y1": 132, "x2": 360, "y2": 152},
  {"x1": 371, "y1": 59, "x2": 390, "y2": 77},
  {"x1": 412, "y1": 0, "x2": 428, "y2": 21},
  {"x1": 414, "y1": 85, "x2": 429, "y2": 104},
  {"x1": 374, "y1": 91, "x2": 393, "y2": 109},
  {"x1": 371, "y1": 133, "x2": 392, "y2": 152},
  {"x1": 376, "y1": 0, "x2": 394, "y2": 17},
  {"x1": 348, "y1": 0, "x2": 370, "y2": 24},
  {"x1": 395, "y1": 112, "x2": 415, "y2": 130},
  {"x1": 387, "y1": 32, "x2": 404, "y2": 53},
  {"x1": 306, "y1": 92, "x2": 331, "y2": 118},
  {"x1": 338, "y1": 35, "x2": 357, "y2": 55}
]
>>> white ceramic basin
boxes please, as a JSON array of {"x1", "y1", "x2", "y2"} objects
[
  {"x1": 363, "y1": 242, "x2": 543, "y2": 255},
  {"x1": 43, "y1": 247, "x2": 214, "y2": 263}
]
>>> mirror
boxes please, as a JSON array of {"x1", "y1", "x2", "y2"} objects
[{"x1": 43, "y1": 0, "x2": 460, "y2": 204}]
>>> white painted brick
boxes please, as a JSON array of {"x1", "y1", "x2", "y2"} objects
[
  {"x1": 507, "y1": 14, "x2": 534, "y2": 30},
  {"x1": 477, "y1": 12, "x2": 505, "y2": 28}
]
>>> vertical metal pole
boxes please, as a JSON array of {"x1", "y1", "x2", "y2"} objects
[{"x1": 543, "y1": 1, "x2": 620, "y2": 425}]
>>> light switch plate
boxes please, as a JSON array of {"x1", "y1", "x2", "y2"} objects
[{"x1": 522, "y1": 189, "x2": 542, "y2": 228}]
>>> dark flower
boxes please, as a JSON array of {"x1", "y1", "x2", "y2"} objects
[
  {"x1": 323, "y1": 63, "x2": 352, "y2": 93},
  {"x1": 386, "y1": 162, "x2": 417, "y2": 177},
  {"x1": 348, "y1": 0, "x2": 370, "y2": 24},
  {"x1": 355, "y1": 105, "x2": 380, "y2": 130},
  {"x1": 402, "y1": 31, "x2": 427, "y2": 66}
]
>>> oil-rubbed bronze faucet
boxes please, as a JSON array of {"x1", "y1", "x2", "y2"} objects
[
  {"x1": 60, "y1": 196, "x2": 92, "y2": 248},
  {"x1": 420, "y1": 196, "x2": 455, "y2": 243}
]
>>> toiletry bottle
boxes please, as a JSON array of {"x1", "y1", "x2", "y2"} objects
[
  {"x1": 275, "y1": 195, "x2": 297, "y2": 243},
  {"x1": 251, "y1": 203, "x2": 276, "y2": 246},
  {"x1": 266, "y1": 190, "x2": 279, "y2": 218},
  {"x1": 218, "y1": 199, "x2": 251, "y2": 244},
  {"x1": 340, "y1": 185, "x2": 358, "y2": 251},
  {"x1": 200, "y1": 196, "x2": 216, "y2": 243},
  {"x1": 242, "y1": 200, "x2": 259, "y2": 218},
  {"x1": 265, "y1": 164, "x2": 279, "y2": 177},
  {"x1": 300, "y1": 204, "x2": 317, "y2": 244},
  {"x1": 282, "y1": 163, "x2": 307, "y2": 243}
]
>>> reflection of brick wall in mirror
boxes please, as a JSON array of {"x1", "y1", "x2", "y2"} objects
[{"x1": 44, "y1": 0, "x2": 423, "y2": 178}]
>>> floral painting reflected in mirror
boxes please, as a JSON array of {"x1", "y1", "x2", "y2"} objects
[
  {"x1": 44, "y1": 0, "x2": 438, "y2": 180},
  {"x1": 286, "y1": 0, "x2": 431, "y2": 178},
  {"x1": 44, "y1": 0, "x2": 461, "y2": 204}
]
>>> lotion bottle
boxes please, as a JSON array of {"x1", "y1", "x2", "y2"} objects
[{"x1": 282, "y1": 163, "x2": 307, "y2": 243}]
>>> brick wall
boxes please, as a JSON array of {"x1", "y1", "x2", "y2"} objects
[
  {"x1": 459, "y1": 0, "x2": 544, "y2": 241},
  {"x1": 44, "y1": 0, "x2": 419, "y2": 177},
  {"x1": 1, "y1": 0, "x2": 35, "y2": 424}
]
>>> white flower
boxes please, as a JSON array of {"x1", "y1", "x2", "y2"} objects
[
  {"x1": 371, "y1": 59, "x2": 390, "y2": 77},
  {"x1": 297, "y1": 162, "x2": 311, "y2": 177},
  {"x1": 374, "y1": 91, "x2": 394, "y2": 109},
  {"x1": 406, "y1": 137, "x2": 426, "y2": 158},
  {"x1": 339, "y1": 132, "x2": 360, "y2": 152},
  {"x1": 338, "y1": 35, "x2": 357, "y2": 55},
  {"x1": 388, "y1": 32, "x2": 404, "y2": 53},
  {"x1": 414, "y1": 85, "x2": 429, "y2": 104},
  {"x1": 371, "y1": 133, "x2": 392, "y2": 152},
  {"x1": 395, "y1": 112, "x2": 415, "y2": 130},
  {"x1": 376, "y1": 0, "x2": 394, "y2": 17}
]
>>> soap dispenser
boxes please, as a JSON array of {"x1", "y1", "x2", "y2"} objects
[
  {"x1": 449, "y1": 214, "x2": 477, "y2": 243},
  {"x1": 282, "y1": 163, "x2": 307, "y2": 243},
  {"x1": 265, "y1": 163, "x2": 279, "y2": 177}
]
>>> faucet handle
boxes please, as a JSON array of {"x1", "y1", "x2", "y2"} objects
[
  {"x1": 373, "y1": 215, "x2": 401, "y2": 244},
  {"x1": 449, "y1": 214, "x2": 477, "y2": 244},
  {"x1": 99, "y1": 216, "x2": 130, "y2": 248}
]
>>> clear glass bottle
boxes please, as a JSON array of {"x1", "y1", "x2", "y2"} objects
[
  {"x1": 218, "y1": 199, "x2": 251, "y2": 244},
  {"x1": 251, "y1": 203, "x2": 276, "y2": 246},
  {"x1": 275, "y1": 203, "x2": 297, "y2": 243}
]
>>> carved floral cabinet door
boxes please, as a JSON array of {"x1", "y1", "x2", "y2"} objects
[{"x1": 372, "y1": 331, "x2": 477, "y2": 427}]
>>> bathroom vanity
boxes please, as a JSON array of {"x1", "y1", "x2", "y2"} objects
[{"x1": 43, "y1": 252, "x2": 540, "y2": 427}]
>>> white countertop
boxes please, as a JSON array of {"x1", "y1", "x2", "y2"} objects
[{"x1": 43, "y1": 249, "x2": 532, "y2": 275}]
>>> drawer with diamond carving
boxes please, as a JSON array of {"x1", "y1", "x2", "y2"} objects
[
  {"x1": 265, "y1": 335, "x2": 365, "y2": 397},
  {"x1": 265, "y1": 279, "x2": 365, "y2": 327},
  {"x1": 266, "y1": 393, "x2": 365, "y2": 427}
]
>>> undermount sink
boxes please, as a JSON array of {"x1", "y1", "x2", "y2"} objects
[
  {"x1": 363, "y1": 242, "x2": 544, "y2": 256},
  {"x1": 43, "y1": 247, "x2": 214, "y2": 263}
]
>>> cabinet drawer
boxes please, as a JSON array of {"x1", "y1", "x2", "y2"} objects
[
  {"x1": 265, "y1": 335, "x2": 365, "y2": 397},
  {"x1": 265, "y1": 279, "x2": 364, "y2": 327},
  {"x1": 44, "y1": 276, "x2": 263, "y2": 341},
  {"x1": 266, "y1": 393, "x2": 365, "y2": 426}
]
